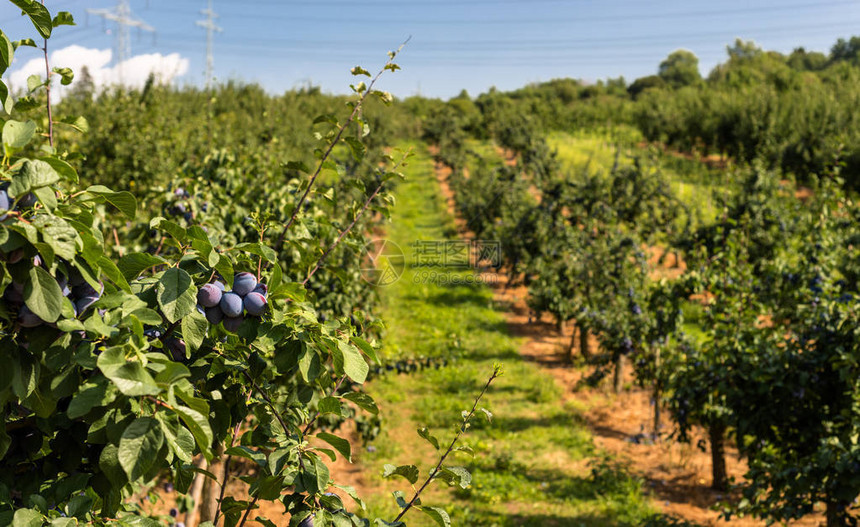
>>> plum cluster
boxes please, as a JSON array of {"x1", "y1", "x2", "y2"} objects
[
  {"x1": 197, "y1": 272, "x2": 268, "y2": 332},
  {"x1": 4, "y1": 258, "x2": 103, "y2": 328},
  {"x1": 163, "y1": 187, "x2": 210, "y2": 223},
  {"x1": 0, "y1": 183, "x2": 37, "y2": 221},
  {"x1": 163, "y1": 187, "x2": 194, "y2": 222}
]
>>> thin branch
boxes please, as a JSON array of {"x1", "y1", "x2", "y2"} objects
[
  {"x1": 393, "y1": 366, "x2": 501, "y2": 523},
  {"x1": 241, "y1": 369, "x2": 291, "y2": 435},
  {"x1": 276, "y1": 40, "x2": 409, "y2": 252},
  {"x1": 302, "y1": 182, "x2": 383, "y2": 286},
  {"x1": 301, "y1": 374, "x2": 348, "y2": 437},
  {"x1": 41, "y1": 0, "x2": 53, "y2": 148},
  {"x1": 302, "y1": 149, "x2": 411, "y2": 286},
  {"x1": 235, "y1": 495, "x2": 259, "y2": 527}
]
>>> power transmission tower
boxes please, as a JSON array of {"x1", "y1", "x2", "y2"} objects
[
  {"x1": 87, "y1": 1, "x2": 155, "y2": 84},
  {"x1": 196, "y1": 0, "x2": 222, "y2": 89}
]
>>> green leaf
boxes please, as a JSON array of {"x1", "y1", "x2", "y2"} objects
[
  {"x1": 418, "y1": 506, "x2": 451, "y2": 527},
  {"x1": 224, "y1": 446, "x2": 266, "y2": 466},
  {"x1": 213, "y1": 253, "x2": 234, "y2": 289},
  {"x1": 26, "y1": 74, "x2": 43, "y2": 93},
  {"x1": 181, "y1": 309, "x2": 208, "y2": 352},
  {"x1": 52, "y1": 67, "x2": 73, "y2": 85},
  {"x1": 285, "y1": 160, "x2": 309, "y2": 173},
  {"x1": 0, "y1": 30, "x2": 13, "y2": 74},
  {"x1": 351, "y1": 336, "x2": 380, "y2": 364},
  {"x1": 155, "y1": 362, "x2": 191, "y2": 385},
  {"x1": 13, "y1": 160, "x2": 60, "y2": 197},
  {"x1": 344, "y1": 137, "x2": 366, "y2": 162},
  {"x1": 150, "y1": 217, "x2": 186, "y2": 243},
  {"x1": 336, "y1": 340, "x2": 368, "y2": 383},
  {"x1": 32, "y1": 215, "x2": 78, "y2": 261},
  {"x1": 435, "y1": 466, "x2": 471, "y2": 489},
  {"x1": 232, "y1": 242, "x2": 277, "y2": 264},
  {"x1": 96, "y1": 347, "x2": 160, "y2": 396},
  {"x1": 10, "y1": 0, "x2": 53, "y2": 38},
  {"x1": 316, "y1": 432, "x2": 351, "y2": 462},
  {"x1": 118, "y1": 252, "x2": 167, "y2": 280},
  {"x1": 351, "y1": 66, "x2": 371, "y2": 77},
  {"x1": 51, "y1": 11, "x2": 75, "y2": 27},
  {"x1": 11, "y1": 508, "x2": 42, "y2": 527},
  {"x1": 0, "y1": 81, "x2": 12, "y2": 115},
  {"x1": 84, "y1": 186, "x2": 136, "y2": 219},
  {"x1": 2, "y1": 119, "x2": 36, "y2": 152},
  {"x1": 24, "y1": 266, "x2": 63, "y2": 323},
  {"x1": 98, "y1": 443, "x2": 127, "y2": 486},
  {"x1": 317, "y1": 396, "x2": 343, "y2": 416},
  {"x1": 417, "y1": 427, "x2": 440, "y2": 450},
  {"x1": 97, "y1": 256, "x2": 131, "y2": 293},
  {"x1": 41, "y1": 156, "x2": 78, "y2": 183},
  {"x1": 158, "y1": 414, "x2": 195, "y2": 463},
  {"x1": 57, "y1": 115, "x2": 88, "y2": 133},
  {"x1": 0, "y1": 423, "x2": 10, "y2": 460},
  {"x1": 157, "y1": 267, "x2": 196, "y2": 324},
  {"x1": 67, "y1": 382, "x2": 111, "y2": 419},
  {"x1": 118, "y1": 417, "x2": 164, "y2": 482},
  {"x1": 382, "y1": 464, "x2": 419, "y2": 484},
  {"x1": 342, "y1": 391, "x2": 378, "y2": 415},
  {"x1": 12, "y1": 38, "x2": 36, "y2": 50},
  {"x1": 174, "y1": 404, "x2": 213, "y2": 457},
  {"x1": 33, "y1": 186, "x2": 56, "y2": 210},
  {"x1": 250, "y1": 475, "x2": 285, "y2": 501}
]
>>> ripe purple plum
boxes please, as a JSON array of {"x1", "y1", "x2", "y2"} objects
[
  {"x1": 18, "y1": 305, "x2": 43, "y2": 327},
  {"x1": 243, "y1": 292, "x2": 267, "y2": 316},
  {"x1": 197, "y1": 283, "x2": 223, "y2": 308},
  {"x1": 205, "y1": 306, "x2": 224, "y2": 325},
  {"x1": 222, "y1": 315, "x2": 244, "y2": 333},
  {"x1": 219, "y1": 292, "x2": 243, "y2": 318},
  {"x1": 232, "y1": 272, "x2": 257, "y2": 296},
  {"x1": 75, "y1": 295, "x2": 100, "y2": 314}
]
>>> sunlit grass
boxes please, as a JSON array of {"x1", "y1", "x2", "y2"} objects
[{"x1": 358, "y1": 143, "x2": 658, "y2": 526}]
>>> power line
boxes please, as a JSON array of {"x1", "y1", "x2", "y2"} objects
[
  {"x1": 139, "y1": 18, "x2": 860, "y2": 52},
  {"x1": 147, "y1": 0, "x2": 859, "y2": 25},
  {"x1": 195, "y1": 0, "x2": 222, "y2": 88},
  {"x1": 86, "y1": 0, "x2": 155, "y2": 83}
]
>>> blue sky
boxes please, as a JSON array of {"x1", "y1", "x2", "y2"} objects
[{"x1": 2, "y1": 0, "x2": 859, "y2": 99}]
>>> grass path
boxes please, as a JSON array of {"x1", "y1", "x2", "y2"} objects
[{"x1": 355, "y1": 144, "x2": 656, "y2": 526}]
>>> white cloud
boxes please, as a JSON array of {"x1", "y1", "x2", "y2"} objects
[{"x1": 7, "y1": 45, "x2": 189, "y2": 100}]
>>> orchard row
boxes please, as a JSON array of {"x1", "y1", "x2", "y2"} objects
[{"x1": 431, "y1": 101, "x2": 860, "y2": 525}]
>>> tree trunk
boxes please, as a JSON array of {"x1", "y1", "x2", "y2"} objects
[
  {"x1": 557, "y1": 318, "x2": 566, "y2": 333},
  {"x1": 653, "y1": 348, "x2": 661, "y2": 437},
  {"x1": 198, "y1": 444, "x2": 226, "y2": 525},
  {"x1": 614, "y1": 354, "x2": 625, "y2": 394},
  {"x1": 709, "y1": 422, "x2": 728, "y2": 491},
  {"x1": 185, "y1": 456, "x2": 208, "y2": 527},
  {"x1": 567, "y1": 324, "x2": 578, "y2": 363},
  {"x1": 826, "y1": 499, "x2": 848, "y2": 527},
  {"x1": 578, "y1": 322, "x2": 591, "y2": 359}
]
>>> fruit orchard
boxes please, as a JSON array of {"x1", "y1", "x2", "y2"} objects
[{"x1": 5, "y1": 1, "x2": 860, "y2": 526}]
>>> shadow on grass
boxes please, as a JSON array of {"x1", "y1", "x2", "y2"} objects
[
  {"x1": 455, "y1": 509, "x2": 643, "y2": 527},
  {"x1": 489, "y1": 411, "x2": 589, "y2": 433}
]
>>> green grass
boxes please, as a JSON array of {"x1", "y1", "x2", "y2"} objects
[
  {"x1": 357, "y1": 143, "x2": 657, "y2": 526},
  {"x1": 546, "y1": 129, "x2": 736, "y2": 225}
]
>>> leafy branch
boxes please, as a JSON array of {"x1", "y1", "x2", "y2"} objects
[
  {"x1": 392, "y1": 365, "x2": 502, "y2": 524},
  {"x1": 276, "y1": 39, "x2": 409, "y2": 252}
]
